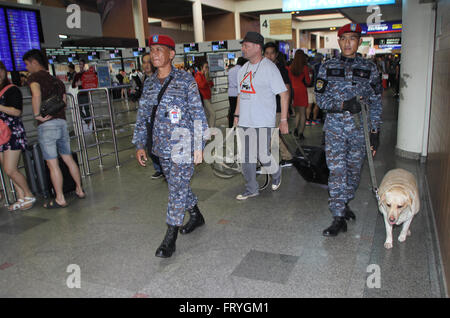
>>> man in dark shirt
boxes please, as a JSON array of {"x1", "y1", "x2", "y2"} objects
[
  {"x1": 263, "y1": 42, "x2": 293, "y2": 167},
  {"x1": 24, "y1": 49, "x2": 85, "y2": 208}
]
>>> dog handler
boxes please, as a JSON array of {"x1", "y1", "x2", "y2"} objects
[
  {"x1": 132, "y1": 35, "x2": 208, "y2": 258},
  {"x1": 315, "y1": 24, "x2": 383, "y2": 237}
]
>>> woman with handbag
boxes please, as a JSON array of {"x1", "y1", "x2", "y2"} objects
[{"x1": 0, "y1": 61, "x2": 36, "y2": 211}]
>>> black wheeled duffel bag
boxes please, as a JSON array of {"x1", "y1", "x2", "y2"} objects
[{"x1": 280, "y1": 133, "x2": 329, "y2": 185}]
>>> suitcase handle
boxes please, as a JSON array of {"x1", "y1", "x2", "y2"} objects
[{"x1": 279, "y1": 131, "x2": 310, "y2": 164}]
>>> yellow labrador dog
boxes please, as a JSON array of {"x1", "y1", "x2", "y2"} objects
[{"x1": 378, "y1": 168, "x2": 420, "y2": 249}]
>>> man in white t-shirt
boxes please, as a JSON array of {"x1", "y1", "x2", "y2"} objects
[{"x1": 233, "y1": 32, "x2": 289, "y2": 200}]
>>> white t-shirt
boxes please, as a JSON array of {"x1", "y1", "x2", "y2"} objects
[
  {"x1": 228, "y1": 64, "x2": 241, "y2": 97},
  {"x1": 237, "y1": 57, "x2": 287, "y2": 128}
]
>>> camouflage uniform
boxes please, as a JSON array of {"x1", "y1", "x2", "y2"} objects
[
  {"x1": 132, "y1": 66, "x2": 208, "y2": 226},
  {"x1": 315, "y1": 55, "x2": 382, "y2": 217}
]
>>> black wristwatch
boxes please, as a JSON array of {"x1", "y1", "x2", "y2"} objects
[{"x1": 234, "y1": 114, "x2": 239, "y2": 117}]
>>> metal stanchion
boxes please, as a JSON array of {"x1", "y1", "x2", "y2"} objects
[
  {"x1": 75, "y1": 91, "x2": 92, "y2": 176},
  {"x1": 0, "y1": 166, "x2": 11, "y2": 206},
  {"x1": 66, "y1": 93, "x2": 86, "y2": 177},
  {"x1": 105, "y1": 88, "x2": 121, "y2": 168},
  {"x1": 87, "y1": 91, "x2": 104, "y2": 168}
]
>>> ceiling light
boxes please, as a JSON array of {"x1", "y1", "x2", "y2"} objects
[{"x1": 296, "y1": 13, "x2": 345, "y2": 21}]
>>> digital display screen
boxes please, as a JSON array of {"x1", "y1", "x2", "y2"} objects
[
  {"x1": 7, "y1": 8, "x2": 41, "y2": 71},
  {"x1": 88, "y1": 56, "x2": 93, "y2": 61},
  {"x1": 183, "y1": 43, "x2": 198, "y2": 53},
  {"x1": 110, "y1": 53, "x2": 115, "y2": 59},
  {"x1": 48, "y1": 59, "x2": 53, "y2": 64},
  {"x1": 68, "y1": 57, "x2": 73, "y2": 62},
  {"x1": 228, "y1": 53, "x2": 235, "y2": 59},
  {"x1": 0, "y1": 8, "x2": 13, "y2": 71},
  {"x1": 133, "y1": 48, "x2": 145, "y2": 56},
  {"x1": 212, "y1": 40, "x2": 227, "y2": 51},
  {"x1": 278, "y1": 41, "x2": 290, "y2": 57}
]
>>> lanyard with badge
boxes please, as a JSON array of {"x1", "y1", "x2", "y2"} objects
[
  {"x1": 147, "y1": 75, "x2": 174, "y2": 150},
  {"x1": 240, "y1": 60, "x2": 262, "y2": 100}
]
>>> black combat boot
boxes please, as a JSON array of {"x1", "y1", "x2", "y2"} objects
[
  {"x1": 344, "y1": 204, "x2": 356, "y2": 221},
  {"x1": 179, "y1": 205, "x2": 205, "y2": 235},
  {"x1": 323, "y1": 217, "x2": 347, "y2": 237},
  {"x1": 155, "y1": 224, "x2": 179, "y2": 258}
]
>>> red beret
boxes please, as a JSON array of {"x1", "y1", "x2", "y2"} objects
[
  {"x1": 338, "y1": 23, "x2": 362, "y2": 37},
  {"x1": 149, "y1": 35, "x2": 175, "y2": 50}
]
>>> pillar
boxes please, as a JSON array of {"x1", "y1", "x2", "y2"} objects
[
  {"x1": 192, "y1": 0, "x2": 204, "y2": 43},
  {"x1": 132, "y1": 0, "x2": 147, "y2": 47},
  {"x1": 234, "y1": 11, "x2": 241, "y2": 40},
  {"x1": 295, "y1": 28, "x2": 300, "y2": 49},
  {"x1": 396, "y1": 0, "x2": 436, "y2": 159}
]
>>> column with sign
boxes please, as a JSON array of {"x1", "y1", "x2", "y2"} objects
[{"x1": 260, "y1": 13, "x2": 292, "y2": 41}]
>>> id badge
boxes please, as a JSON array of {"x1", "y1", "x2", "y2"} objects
[{"x1": 169, "y1": 106, "x2": 181, "y2": 124}]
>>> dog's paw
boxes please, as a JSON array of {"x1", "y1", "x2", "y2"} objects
[
  {"x1": 407, "y1": 230, "x2": 411, "y2": 236},
  {"x1": 384, "y1": 241, "x2": 393, "y2": 249},
  {"x1": 398, "y1": 235, "x2": 407, "y2": 243}
]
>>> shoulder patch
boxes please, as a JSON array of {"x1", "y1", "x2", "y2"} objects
[{"x1": 315, "y1": 78, "x2": 328, "y2": 93}]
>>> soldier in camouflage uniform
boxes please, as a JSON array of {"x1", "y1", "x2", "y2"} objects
[
  {"x1": 132, "y1": 35, "x2": 208, "y2": 258},
  {"x1": 315, "y1": 24, "x2": 382, "y2": 237}
]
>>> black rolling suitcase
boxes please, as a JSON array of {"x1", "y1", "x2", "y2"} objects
[
  {"x1": 280, "y1": 133, "x2": 329, "y2": 185},
  {"x1": 23, "y1": 144, "x2": 79, "y2": 198},
  {"x1": 45, "y1": 153, "x2": 78, "y2": 195},
  {"x1": 23, "y1": 144, "x2": 51, "y2": 198}
]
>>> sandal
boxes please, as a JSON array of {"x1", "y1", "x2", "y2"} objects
[
  {"x1": 20, "y1": 196, "x2": 36, "y2": 211},
  {"x1": 43, "y1": 199, "x2": 68, "y2": 209},
  {"x1": 76, "y1": 190, "x2": 86, "y2": 199},
  {"x1": 8, "y1": 199, "x2": 24, "y2": 212}
]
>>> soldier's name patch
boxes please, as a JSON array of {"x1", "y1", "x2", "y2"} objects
[
  {"x1": 327, "y1": 68, "x2": 345, "y2": 77},
  {"x1": 352, "y1": 68, "x2": 371, "y2": 79}
]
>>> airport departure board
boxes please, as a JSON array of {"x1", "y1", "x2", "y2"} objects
[
  {"x1": 7, "y1": 8, "x2": 41, "y2": 71},
  {"x1": 0, "y1": 8, "x2": 14, "y2": 71},
  {"x1": 0, "y1": 6, "x2": 42, "y2": 71}
]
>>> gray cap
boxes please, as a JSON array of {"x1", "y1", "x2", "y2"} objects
[{"x1": 241, "y1": 31, "x2": 264, "y2": 47}]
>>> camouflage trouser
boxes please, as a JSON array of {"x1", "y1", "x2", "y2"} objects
[
  {"x1": 324, "y1": 114, "x2": 366, "y2": 217},
  {"x1": 160, "y1": 158, "x2": 198, "y2": 226}
]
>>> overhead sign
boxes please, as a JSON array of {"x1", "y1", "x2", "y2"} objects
[
  {"x1": 361, "y1": 21, "x2": 402, "y2": 34},
  {"x1": 260, "y1": 13, "x2": 292, "y2": 40},
  {"x1": 282, "y1": 0, "x2": 395, "y2": 11},
  {"x1": 375, "y1": 37, "x2": 401, "y2": 45},
  {"x1": 375, "y1": 37, "x2": 401, "y2": 50}
]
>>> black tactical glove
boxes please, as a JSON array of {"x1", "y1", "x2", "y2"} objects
[
  {"x1": 370, "y1": 131, "x2": 380, "y2": 151},
  {"x1": 342, "y1": 96, "x2": 361, "y2": 114}
]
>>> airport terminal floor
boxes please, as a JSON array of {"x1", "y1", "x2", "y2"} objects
[{"x1": 0, "y1": 90, "x2": 445, "y2": 298}]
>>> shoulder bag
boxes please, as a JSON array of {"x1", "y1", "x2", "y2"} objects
[
  {"x1": 40, "y1": 76, "x2": 66, "y2": 117},
  {"x1": 0, "y1": 84, "x2": 14, "y2": 145}
]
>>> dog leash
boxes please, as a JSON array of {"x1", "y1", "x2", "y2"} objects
[{"x1": 360, "y1": 97, "x2": 380, "y2": 202}]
